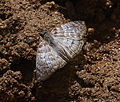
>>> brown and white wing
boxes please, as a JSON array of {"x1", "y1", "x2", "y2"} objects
[
  {"x1": 36, "y1": 38, "x2": 67, "y2": 81},
  {"x1": 50, "y1": 21, "x2": 86, "y2": 59}
]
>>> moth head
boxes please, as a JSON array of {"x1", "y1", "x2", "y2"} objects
[{"x1": 38, "y1": 28, "x2": 47, "y2": 38}]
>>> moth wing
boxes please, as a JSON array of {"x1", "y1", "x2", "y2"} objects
[
  {"x1": 36, "y1": 38, "x2": 67, "y2": 81},
  {"x1": 50, "y1": 21, "x2": 86, "y2": 59}
]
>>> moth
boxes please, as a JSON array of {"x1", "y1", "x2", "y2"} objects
[{"x1": 36, "y1": 21, "x2": 86, "y2": 81}]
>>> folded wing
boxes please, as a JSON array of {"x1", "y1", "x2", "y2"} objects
[
  {"x1": 36, "y1": 38, "x2": 66, "y2": 81},
  {"x1": 50, "y1": 21, "x2": 86, "y2": 59}
]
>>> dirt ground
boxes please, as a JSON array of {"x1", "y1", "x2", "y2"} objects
[{"x1": 0, "y1": 0, "x2": 120, "y2": 102}]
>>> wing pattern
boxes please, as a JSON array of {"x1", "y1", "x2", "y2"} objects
[
  {"x1": 36, "y1": 21, "x2": 86, "y2": 81},
  {"x1": 50, "y1": 21, "x2": 86, "y2": 59},
  {"x1": 36, "y1": 38, "x2": 66, "y2": 80}
]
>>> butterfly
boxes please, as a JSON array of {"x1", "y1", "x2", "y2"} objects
[{"x1": 36, "y1": 21, "x2": 86, "y2": 81}]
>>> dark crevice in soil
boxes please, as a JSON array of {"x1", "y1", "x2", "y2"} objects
[
  {"x1": 78, "y1": 78, "x2": 95, "y2": 88},
  {"x1": 10, "y1": 58, "x2": 35, "y2": 84},
  {"x1": 0, "y1": 13, "x2": 13, "y2": 21}
]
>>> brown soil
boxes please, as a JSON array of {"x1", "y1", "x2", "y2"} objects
[{"x1": 0, "y1": 0, "x2": 120, "y2": 102}]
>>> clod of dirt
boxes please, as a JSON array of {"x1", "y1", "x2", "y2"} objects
[
  {"x1": 0, "y1": 70, "x2": 35, "y2": 102},
  {"x1": 69, "y1": 37, "x2": 120, "y2": 102},
  {"x1": 0, "y1": 58, "x2": 10, "y2": 75}
]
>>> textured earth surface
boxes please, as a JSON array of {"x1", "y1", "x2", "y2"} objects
[{"x1": 0, "y1": 0, "x2": 120, "y2": 102}]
